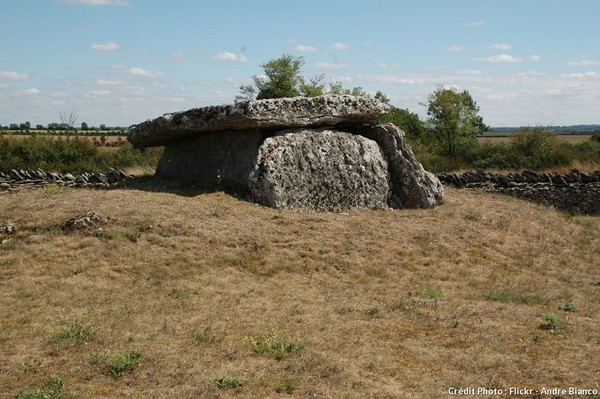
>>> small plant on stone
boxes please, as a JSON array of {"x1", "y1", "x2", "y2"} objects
[{"x1": 216, "y1": 377, "x2": 244, "y2": 390}]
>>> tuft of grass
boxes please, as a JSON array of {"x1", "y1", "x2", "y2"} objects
[
  {"x1": 215, "y1": 377, "x2": 244, "y2": 390},
  {"x1": 559, "y1": 302, "x2": 576, "y2": 312},
  {"x1": 89, "y1": 349, "x2": 143, "y2": 378},
  {"x1": 539, "y1": 312, "x2": 563, "y2": 330},
  {"x1": 37, "y1": 184, "x2": 69, "y2": 198},
  {"x1": 14, "y1": 376, "x2": 69, "y2": 399},
  {"x1": 275, "y1": 379, "x2": 300, "y2": 394},
  {"x1": 50, "y1": 320, "x2": 94, "y2": 344},
  {"x1": 247, "y1": 331, "x2": 307, "y2": 360},
  {"x1": 487, "y1": 291, "x2": 547, "y2": 305},
  {"x1": 193, "y1": 328, "x2": 223, "y2": 344},
  {"x1": 420, "y1": 287, "x2": 445, "y2": 299}
]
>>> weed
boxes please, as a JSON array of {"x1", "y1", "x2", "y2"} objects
[
  {"x1": 168, "y1": 287, "x2": 184, "y2": 299},
  {"x1": 37, "y1": 184, "x2": 69, "y2": 198},
  {"x1": 194, "y1": 328, "x2": 223, "y2": 344},
  {"x1": 89, "y1": 349, "x2": 143, "y2": 378},
  {"x1": 14, "y1": 376, "x2": 69, "y2": 399},
  {"x1": 487, "y1": 291, "x2": 547, "y2": 305},
  {"x1": 275, "y1": 379, "x2": 300, "y2": 394},
  {"x1": 247, "y1": 331, "x2": 307, "y2": 360},
  {"x1": 367, "y1": 306, "x2": 383, "y2": 317},
  {"x1": 420, "y1": 287, "x2": 445, "y2": 299},
  {"x1": 216, "y1": 377, "x2": 244, "y2": 390},
  {"x1": 51, "y1": 320, "x2": 94, "y2": 344},
  {"x1": 101, "y1": 227, "x2": 140, "y2": 243},
  {"x1": 539, "y1": 313, "x2": 563, "y2": 330},
  {"x1": 559, "y1": 302, "x2": 576, "y2": 312}
]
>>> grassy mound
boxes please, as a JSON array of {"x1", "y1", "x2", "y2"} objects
[{"x1": 1, "y1": 184, "x2": 598, "y2": 397}]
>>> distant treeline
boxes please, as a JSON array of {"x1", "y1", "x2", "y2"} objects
[{"x1": 490, "y1": 125, "x2": 600, "y2": 134}]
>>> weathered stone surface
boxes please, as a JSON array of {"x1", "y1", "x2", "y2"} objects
[
  {"x1": 128, "y1": 95, "x2": 390, "y2": 148},
  {"x1": 249, "y1": 129, "x2": 390, "y2": 212},
  {"x1": 353, "y1": 123, "x2": 444, "y2": 209},
  {"x1": 62, "y1": 212, "x2": 105, "y2": 232},
  {"x1": 155, "y1": 130, "x2": 264, "y2": 190}
]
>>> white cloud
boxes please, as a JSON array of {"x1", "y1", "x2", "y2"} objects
[
  {"x1": 377, "y1": 62, "x2": 401, "y2": 69},
  {"x1": 96, "y1": 78, "x2": 125, "y2": 86},
  {"x1": 213, "y1": 52, "x2": 248, "y2": 62},
  {"x1": 91, "y1": 42, "x2": 120, "y2": 51},
  {"x1": 55, "y1": 0, "x2": 131, "y2": 6},
  {"x1": 332, "y1": 42, "x2": 348, "y2": 50},
  {"x1": 459, "y1": 69, "x2": 483, "y2": 75},
  {"x1": 491, "y1": 43, "x2": 512, "y2": 50},
  {"x1": 128, "y1": 67, "x2": 165, "y2": 78},
  {"x1": 315, "y1": 62, "x2": 350, "y2": 70},
  {"x1": 448, "y1": 44, "x2": 466, "y2": 52},
  {"x1": 529, "y1": 54, "x2": 541, "y2": 62},
  {"x1": 561, "y1": 71, "x2": 599, "y2": 79},
  {"x1": 294, "y1": 44, "x2": 317, "y2": 52},
  {"x1": 170, "y1": 51, "x2": 185, "y2": 60},
  {"x1": 0, "y1": 70, "x2": 29, "y2": 80},
  {"x1": 22, "y1": 88, "x2": 40, "y2": 95},
  {"x1": 567, "y1": 59, "x2": 600, "y2": 66},
  {"x1": 475, "y1": 54, "x2": 522, "y2": 63}
]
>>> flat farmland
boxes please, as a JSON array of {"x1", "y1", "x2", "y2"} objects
[{"x1": 478, "y1": 134, "x2": 592, "y2": 144}]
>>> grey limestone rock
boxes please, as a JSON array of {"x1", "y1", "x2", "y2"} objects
[
  {"x1": 128, "y1": 95, "x2": 390, "y2": 148},
  {"x1": 353, "y1": 123, "x2": 444, "y2": 209},
  {"x1": 249, "y1": 129, "x2": 390, "y2": 212}
]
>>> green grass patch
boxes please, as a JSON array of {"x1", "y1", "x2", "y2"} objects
[
  {"x1": 89, "y1": 349, "x2": 143, "y2": 378},
  {"x1": 50, "y1": 320, "x2": 94, "y2": 344},
  {"x1": 247, "y1": 331, "x2": 307, "y2": 360},
  {"x1": 216, "y1": 377, "x2": 244, "y2": 390},
  {"x1": 487, "y1": 291, "x2": 547, "y2": 305},
  {"x1": 14, "y1": 376, "x2": 69, "y2": 399}
]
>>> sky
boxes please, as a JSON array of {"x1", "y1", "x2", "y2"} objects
[{"x1": 1, "y1": 0, "x2": 599, "y2": 128}]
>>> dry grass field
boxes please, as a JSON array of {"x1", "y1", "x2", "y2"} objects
[
  {"x1": 1, "y1": 181, "x2": 599, "y2": 398},
  {"x1": 478, "y1": 134, "x2": 592, "y2": 144}
]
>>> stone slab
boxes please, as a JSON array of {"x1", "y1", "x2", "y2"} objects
[{"x1": 128, "y1": 95, "x2": 390, "y2": 148}]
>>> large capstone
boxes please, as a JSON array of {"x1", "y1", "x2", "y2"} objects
[
  {"x1": 128, "y1": 95, "x2": 390, "y2": 148},
  {"x1": 249, "y1": 129, "x2": 390, "y2": 212}
]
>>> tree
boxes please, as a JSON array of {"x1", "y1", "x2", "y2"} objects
[
  {"x1": 238, "y1": 54, "x2": 325, "y2": 100},
  {"x1": 81, "y1": 122, "x2": 88, "y2": 131},
  {"x1": 378, "y1": 107, "x2": 425, "y2": 139},
  {"x1": 425, "y1": 86, "x2": 487, "y2": 157},
  {"x1": 254, "y1": 54, "x2": 304, "y2": 99},
  {"x1": 59, "y1": 110, "x2": 78, "y2": 131}
]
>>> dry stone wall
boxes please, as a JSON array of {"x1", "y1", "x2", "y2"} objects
[
  {"x1": 0, "y1": 169, "x2": 130, "y2": 192},
  {"x1": 437, "y1": 170, "x2": 600, "y2": 215}
]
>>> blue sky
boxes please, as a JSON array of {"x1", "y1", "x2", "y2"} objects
[{"x1": 1, "y1": 0, "x2": 599, "y2": 127}]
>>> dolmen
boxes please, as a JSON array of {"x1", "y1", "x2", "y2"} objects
[{"x1": 127, "y1": 95, "x2": 443, "y2": 212}]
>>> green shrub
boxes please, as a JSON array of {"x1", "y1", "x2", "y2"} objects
[{"x1": 0, "y1": 136, "x2": 162, "y2": 174}]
